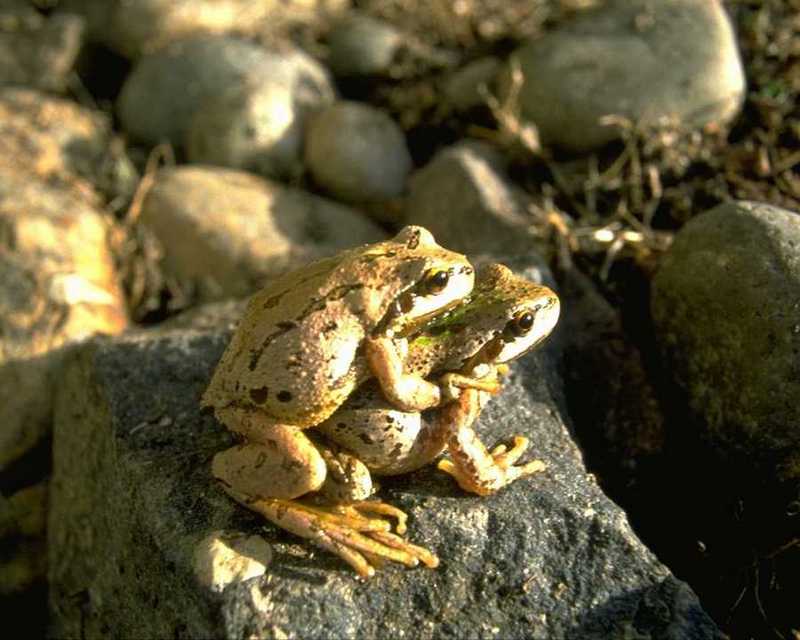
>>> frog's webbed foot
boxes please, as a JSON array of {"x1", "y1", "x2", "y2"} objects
[
  {"x1": 438, "y1": 435, "x2": 546, "y2": 496},
  {"x1": 229, "y1": 491, "x2": 438, "y2": 578},
  {"x1": 435, "y1": 388, "x2": 546, "y2": 496}
]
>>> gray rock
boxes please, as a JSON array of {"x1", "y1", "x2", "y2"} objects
[
  {"x1": 138, "y1": 165, "x2": 385, "y2": 301},
  {"x1": 49, "y1": 298, "x2": 721, "y2": 638},
  {"x1": 0, "y1": 7, "x2": 84, "y2": 92},
  {"x1": 327, "y1": 13, "x2": 402, "y2": 77},
  {"x1": 305, "y1": 101, "x2": 412, "y2": 206},
  {"x1": 405, "y1": 141, "x2": 535, "y2": 256},
  {"x1": 118, "y1": 36, "x2": 335, "y2": 147},
  {"x1": 652, "y1": 201, "x2": 800, "y2": 478},
  {"x1": 443, "y1": 57, "x2": 500, "y2": 112},
  {"x1": 57, "y1": 0, "x2": 274, "y2": 59},
  {"x1": 186, "y1": 70, "x2": 334, "y2": 179},
  {"x1": 0, "y1": 168, "x2": 128, "y2": 472},
  {"x1": 506, "y1": 0, "x2": 746, "y2": 151}
]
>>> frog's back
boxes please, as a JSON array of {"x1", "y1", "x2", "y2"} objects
[{"x1": 203, "y1": 232, "x2": 441, "y2": 426}]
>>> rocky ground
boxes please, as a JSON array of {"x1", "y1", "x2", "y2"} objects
[{"x1": 0, "y1": 0, "x2": 798, "y2": 638}]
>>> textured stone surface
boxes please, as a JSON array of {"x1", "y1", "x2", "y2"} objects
[
  {"x1": 0, "y1": 7, "x2": 84, "y2": 92},
  {"x1": 507, "y1": 0, "x2": 746, "y2": 151},
  {"x1": 0, "y1": 88, "x2": 137, "y2": 199},
  {"x1": 138, "y1": 166, "x2": 384, "y2": 301},
  {"x1": 327, "y1": 13, "x2": 402, "y2": 77},
  {"x1": 0, "y1": 169, "x2": 127, "y2": 472},
  {"x1": 405, "y1": 141, "x2": 534, "y2": 256},
  {"x1": 61, "y1": 0, "x2": 349, "y2": 58},
  {"x1": 305, "y1": 101, "x2": 412, "y2": 205},
  {"x1": 652, "y1": 201, "x2": 800, "y2": 478},
  {"x1": 118, "y1": 36, "x2": 335, "y2": 147},
  {"x1": 49, "y1": 293, "x2": 720, "y2": 638}
]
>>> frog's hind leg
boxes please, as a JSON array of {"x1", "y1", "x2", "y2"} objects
[
  {"x1": 434, "y1": 388, "x2": 547, "y2": 496},
  {"x1": 212, "y1": 410, "x2": 437, "y2": 577}
]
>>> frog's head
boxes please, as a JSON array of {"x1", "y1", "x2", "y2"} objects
[
  {"x1": 416, "y1": 263, "x2": 560, "y2": 371},
  {"x1": 467, "y1": 263, "x2": 560, "y2": 366},
  {"x1": 377, "y1": 226, "x2": 475, "y2": 336}
]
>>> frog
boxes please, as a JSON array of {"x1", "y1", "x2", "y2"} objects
[
  {"x1": 318, "y1": 261, "x2": 560, "y2": 491},
  {"x1": 203, "y1": 226, "x2": 475, "y2": 577}
]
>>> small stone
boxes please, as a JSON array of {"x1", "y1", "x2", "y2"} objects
[
  {"x1": 59, "y1": 0, "x2": 350, "y2": 59},
  {"x1": 0, "y1": 7, "x2": 84, "y2": 92},
  {"x1": 186, "y1": 71, "x2": 333, "y2": 179},
  {"x1": 327, "y1": 13, "x2": 402, "y2": 77},
  {"x1": 194, "y1": 532, "x2": 272, "y2": 592},
  {"x1": 443, "y1": 57, "x2": 500, "y2": 112},
  {"x1": 405, "y1": 140, "x2": 534, "y2": 256},
  {"x1": 305, "y1": 101, "x2": 412, "y2": 205},
  {"x1": 138, "y1": 166, "x2": 384, "y2": 301},
  {"x1": 118, "y1": 36, "x2": 335, "y2": 148},
  {"x1": 652, "y1": 201, "x2": 800, "y2": 478},
  {"x1": 506, "y1": 0, "x2": 746, "y2": 151}
]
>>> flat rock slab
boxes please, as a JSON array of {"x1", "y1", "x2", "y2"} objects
[{"x1": 49, "y1": 305, "x2": 721, "y2": 639}]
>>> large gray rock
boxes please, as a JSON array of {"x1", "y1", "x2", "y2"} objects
[
  {"x1": 138, "y1": 166, "x2": 385, "y2": 301},
  {"x1": 0, "y1": 6, "x2": 84, "y2": 92},
  {"x1": 652, "y1": 201, "x2": 800, "y2": 478},
  {"x1": 49, "y1": 295, "x2": 721, "y2": 638},
  {"x1": 405, "y1": 141, "x2": 535, "y2": 256},
  {"x1": 507, "y1": 0, "x2": 746, "y2": 151},
  {"x1": 118, "y1": 36, "x2": 335, "y2": 147}
]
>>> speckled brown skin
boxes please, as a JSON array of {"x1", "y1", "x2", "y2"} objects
[
  {"x1": 203, "y1": 226, "x2": 475, "y2": 426},
  {"x1": 204, "y1": 226, "x2": 475, "y2": 577},
  {"x1": 318, "y1": 263, "x2": 559, "y2": 482}
]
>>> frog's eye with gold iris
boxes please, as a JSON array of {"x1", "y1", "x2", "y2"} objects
[
  {"x1": 510, "y1": 311, "x2": 535, "y2": 336},
  {"x1": 424, "y1": 269, "x2": 450, "y2": 295}
]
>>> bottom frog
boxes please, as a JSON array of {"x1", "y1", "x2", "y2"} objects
[{"x1": 214, "y1": 264, "x2": 560, "y2": 577}]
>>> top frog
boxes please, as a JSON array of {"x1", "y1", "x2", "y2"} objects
[{"x1": 203, "y1": 226, "x2": 475, "y2": 431}]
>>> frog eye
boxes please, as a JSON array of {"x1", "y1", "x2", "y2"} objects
[
  {"x1": 509, "y1": 311, "x2": 535, "y2": 336},
  {"x1": 424, "y1": 269, "x2": 450, "y2": 295}
]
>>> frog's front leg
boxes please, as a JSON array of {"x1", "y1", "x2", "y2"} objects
[
  {"x1": 435, "y1": 388, "x2": 546, "y2": 496},
  {"x1": 365, "y1": 335, "x2": 441, "y2": 412},
  {"x1": 212, "y1": 407, "x2": 436, "y2": 578}
]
